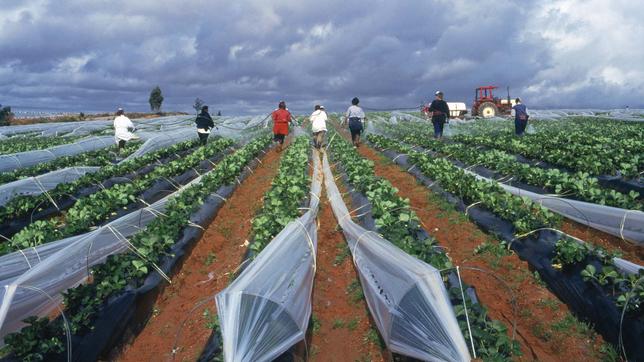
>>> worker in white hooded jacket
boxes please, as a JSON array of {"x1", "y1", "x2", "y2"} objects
[
  {"x1": 113, "y1": 108, "x2": 139, "y2": 153},
  {"x1": 310, "y1": 105, "x2": 327, "y2": 149}
]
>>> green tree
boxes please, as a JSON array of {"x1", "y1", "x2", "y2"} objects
[
  {"x1": 148, "y1": 86, "x2": 164, "y2": 112},
  {"x1": 0, "y1": 104, "x2": 14, "y2": 126},
  {"x1": 193, "y1": 97, "x2": 204, "y2": 113}
]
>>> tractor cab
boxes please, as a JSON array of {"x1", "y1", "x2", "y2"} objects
[{"x1": 472, "y1": 85, "x2": 515, "y2": 118}]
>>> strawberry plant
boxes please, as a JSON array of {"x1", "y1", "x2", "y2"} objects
[
  {"x1": 0, "y1": 135, "x2": 84, "y2": 155},
  {"x1": 0, "y1": 139, "x2": 199, "y2": 224},
  {"x1": 396, "y1": 132, "x2": 641, "y2": 210},
  {"x1": 0, "y1": 141, "x2": 141, "y2": 185},
  {"x1": 250, "y1": 136, "x2": 310, "y2": 253},
  {"x1": 367, "y1": 134, "x2": 561, "y2": 234},
  {"x1": 329, "y1": 129, "x2": 520, "y2": 360},
  {"x1": 4, "y1": 138, "x2": 234, "y2": 254},
  {"x1": 3, "y1": 135, "x2": 271, "y2": 361}
]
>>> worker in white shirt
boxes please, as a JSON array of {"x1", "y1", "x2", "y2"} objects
[
  {"x1": 310, "y1": 105, "x2": 327, "y2": 149},
  {"x1": 113, "y1": 108, "x2": 139, "y2": 153},
  {"x1": 344, "y1": 97, "x2": 366, "y2": 147}
]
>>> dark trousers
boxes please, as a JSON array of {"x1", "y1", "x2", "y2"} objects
[
  {"x1": 515, "y1": 119, "x2": 527, "y2": 135},
  {"x1": 432, "y1": 120, "x2": 445, "y2": 138},
  {"x1": 198, "y1": 132, "x2": 209, "y2": 145},
  {"x1": 118, "y1": 140, "x2": 126, "y2": 149}
]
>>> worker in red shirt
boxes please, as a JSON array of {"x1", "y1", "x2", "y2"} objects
[{"x1": 271, "y1": 101, "x2": 296, "y2": 151}]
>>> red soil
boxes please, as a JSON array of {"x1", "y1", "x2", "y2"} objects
[
  {"x1": 349, "y1": 138, "x2": 605, "y2": 361},
  {"x1": 118, "y1": 145, "x2": 283, "y2": 362},
  {"x1": 309, "y1": 186, "x2": 386, "y2": 362}
]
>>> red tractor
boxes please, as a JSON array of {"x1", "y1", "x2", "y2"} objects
[{"x1": 471, "y1": 86, "x2": 516, "y2": 118}]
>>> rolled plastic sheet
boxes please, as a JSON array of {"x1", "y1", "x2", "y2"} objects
[
  {"x1": 215, "y1": 147, "x2": 322, "y2": 362},
  {"x1": 0, "y1": 166, "x2": 100, "y2": 206},
  {"x1": 322, "y1": 153, "x2": 471, "y2": 361},
  {"x1": 0, "y1": 136, "x2": 114, "y2": 173},
  {"x1": 466, "y1": 171, "x2": 644, "y2": 245},
  {"x1": 0, "y1": 162, "x2": 215, "y2": 341}
]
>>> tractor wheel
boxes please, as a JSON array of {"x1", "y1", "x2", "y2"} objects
[{"x1": 478, "y1": 102, "x2": 498, "y2": 118}]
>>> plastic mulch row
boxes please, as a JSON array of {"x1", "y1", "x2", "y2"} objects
[
  {"x1": 0, "y1": 144, "x2": 270, "y2": 362},
  {"x1": 375, "y1": 146, "x2": 644, "y2": 360}
]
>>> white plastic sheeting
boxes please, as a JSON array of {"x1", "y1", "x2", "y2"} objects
[
  {"x1": 322, "y1": 153, "x2": 471, "y2": 361},
  {"x1": 121, "y1": 128, "x2": 197, "y2": 163},
  {"x1": 216, "y1": 148, "x2": 322, "y2": 362},
  {"x1": 465, "y1": 171, "x2": 644, "y2": 245},
  {"x1": 0, "y1": 162, "x2": 213, "y2": 341},
  {"x1": 0, "y1": 136, "x2": 114, "y2": 173},
  {"x1": 0, "y1": 167, "x2": 100, "y2": 206}
]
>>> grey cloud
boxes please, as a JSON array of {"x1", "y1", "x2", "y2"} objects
[{"x1": 1, "y1": 0, "x2": 643, "y2": 115}]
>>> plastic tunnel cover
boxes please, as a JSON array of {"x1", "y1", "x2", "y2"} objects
[
  {"x1": 464, "y1": 169, "x2": 644, "y2": 245},
  {"x1": 0, "y1": 158, "x2": 223, "y2": 341},
  {"x1": 215, "y1": 147, "x2": 323, "y2": 362},
  {"x1": 321, "y1": 153, "x2": 471, "y2": 361}
]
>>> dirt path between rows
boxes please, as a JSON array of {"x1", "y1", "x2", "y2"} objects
[
  {"x1": 309, "y1": 185, "x2": 386, "y2": 362},
  {"x1": 118, "y1": 145, "x2": 284, "y2": 362},
  {"x1": 326, "y1": 121, "x2": 606, "y2": 361}
]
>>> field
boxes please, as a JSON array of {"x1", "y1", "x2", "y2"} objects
[{"x1": 0, "y1": 113, "x2": 642, "y2": 361}]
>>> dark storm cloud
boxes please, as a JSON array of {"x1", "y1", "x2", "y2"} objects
[{"x1": 1, "y1": 0, "x2": 643, "y2": 114}]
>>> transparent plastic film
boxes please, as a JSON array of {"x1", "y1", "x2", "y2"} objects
[
  {"x1": 216, "y1": 148, "x2": 323, "y2": 362},
  {"x1": 322, "y1": 153, "x2": 471, "y2": 362},
  {"x1": 0, "y1": 160, "x2": 215, "y2": 340}
]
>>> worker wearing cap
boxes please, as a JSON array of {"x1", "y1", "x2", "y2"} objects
[
  {"x1": 113, "y1": 108, "x2": 139, "y2": 153},
  {"x1": 195, "y1": 105, "x2": 215, "y2": 146},
  {"x1": 271, "y1": 101, "x2": 295, "y2": 152},
  {"x1": 344, "y1": 97, "x2": 366, "y2": 147},
  {"x1": 511, "y1": 98, "x2": 529, "y2": 136},
  {"x1": 310, "y1": 104, "x2": 327, "y2": 149},
  {"x1": 426, "y1": 91, "x2": 450, "y2": 139}
]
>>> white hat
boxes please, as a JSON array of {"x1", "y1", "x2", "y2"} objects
[
  {"x1": 435, "y1": 91, "x2": 443, "y2": 96},
  {"x1": 319, "y1": 105, "x2": 325, "y2": 109}
]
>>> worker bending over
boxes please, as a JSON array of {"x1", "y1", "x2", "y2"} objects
[{"x1": 113, "y1": 108, "x2": 139, "y2": 154}]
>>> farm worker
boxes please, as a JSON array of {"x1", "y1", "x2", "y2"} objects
[
  {"x1": 310, "y1": 105, "x2": 327, "y2": 149},
  {"x1": 195, "y1": 105, "x2": 215, "y2": 146},
  {"x1": 425, "y1": 91, "x2": 450, "y2": 139},
  {"x1": 511, "y1": 98, "x2": 529, "y2": 136},
  {"x1": 271, "y1": 101, "x2": 295, "y2": 152},
  {"x1": 113, "y1": 108, "x2": 139, "y2": 153},
  {"x1": 344, "y1": 97, "x2": 366, "y2": 147}
]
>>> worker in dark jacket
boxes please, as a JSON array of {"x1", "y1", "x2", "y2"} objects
[
  {"x1": 195, "y1": 105, "x2": 215, "y2": 145},
  {"x1": 423, "y1": 91, "x2": 450, "y2": 139},
  {"x1": 511, "y1": 98, "x2": 529, "y2": 136}
]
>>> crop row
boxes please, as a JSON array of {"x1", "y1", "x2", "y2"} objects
[
  {"x1": 3, "y1": 138, "x2": 234, "y2": 255},
  {"x1": 0, "y1": 139, "x2": 200, "y2": 224},
  {"x1": 451, "y1": 130, "x2": 642, "y2": 178},
  {"x1": 329, "y1": 129, "x2": 520, "y2": 360},
  {"x1": 0, "y1": 135, "x2": 84, "y2": 155},
  {"x1": 367, "y1": 133, "x2": 643, "y2": 356},
  {"x1": 395, "y1": 131, "x2": 641, "y2": 210},
  {"x1": 0, "y1": 141, "x2": 141, "y2": 185},
  {"x1": 553, "y1": 238, "x2": 643, "y2": 314},
  {"x1": 249, "y1": 136, "x2": 311, "y2": 254},
  {"x1": 367, "y1": 134, "x2": 561, "y2": 234},
  {"x1": 3, "y1": 135, "x2": 272, "y2": 361}
]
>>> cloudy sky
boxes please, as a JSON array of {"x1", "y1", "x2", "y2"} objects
[{"x1": 1, "y1": 0, "x2": 643, "y2": 115}]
